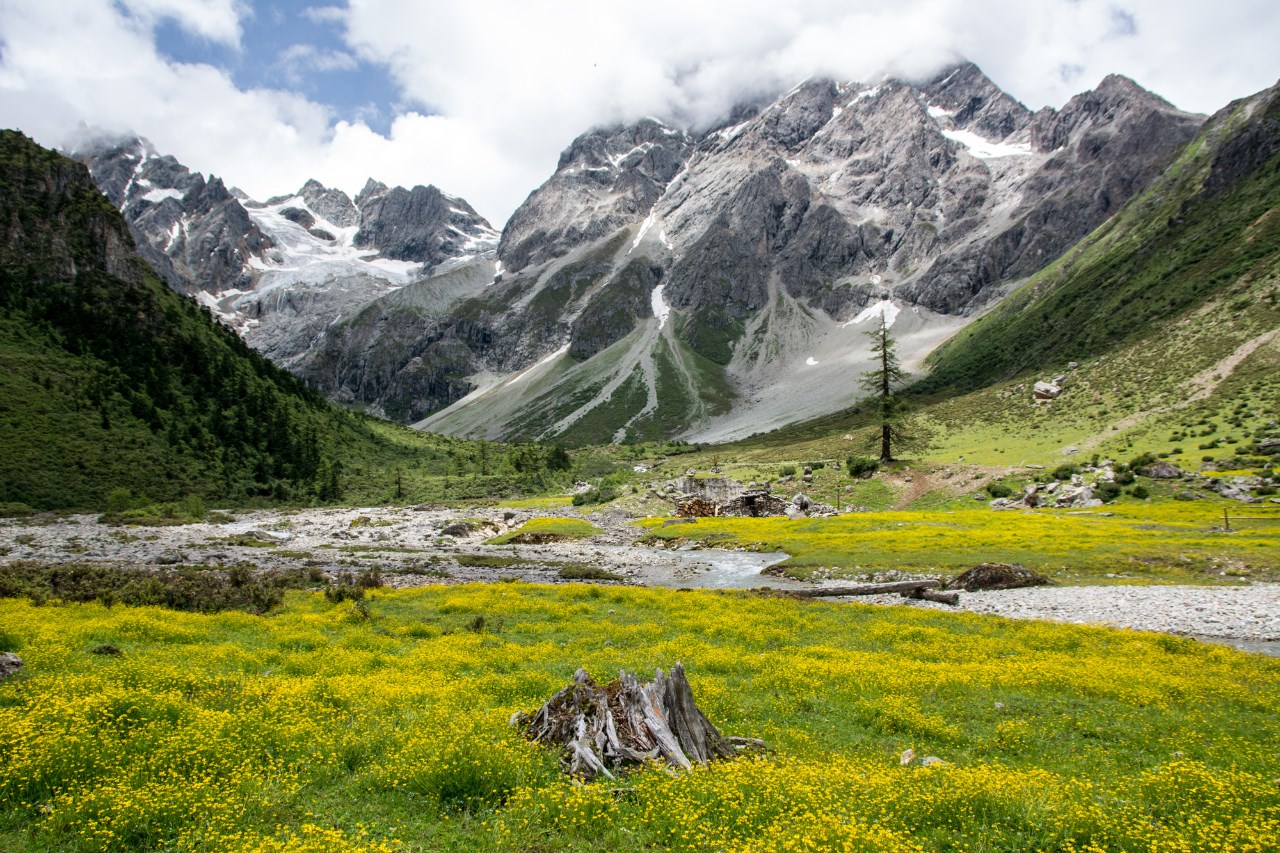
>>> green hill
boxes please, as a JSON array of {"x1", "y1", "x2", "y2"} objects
[{"x1": 0, "y1": 131, "x2": 573, "y2": 510}]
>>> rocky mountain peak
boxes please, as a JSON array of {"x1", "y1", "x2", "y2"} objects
[
  {"x1": 498, "y1": 118, "x2": 694, "y2": 272},
  {"x1": 299, "y1": 179, "x2": 359, "y2": 227},
  {"x1": 922, "y1": 61, "x2": 1033, "y2": 140},
  {"x1": 355, "y1": 178, "x2": 389, "y2": 209},
  {"x1": 756, "y1": 78, "x2": 843, "y2": 150},
  {"x1": 353, "y1": 183, "x2": 497, "y2": 267},
  {"x1": 74, "y1": 134, "x2": 271, "y2": 296},
  {"x1": 1029, "y1": 73, "x2": 1201, "y2": 154}
]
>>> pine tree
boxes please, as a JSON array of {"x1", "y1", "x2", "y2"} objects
[{"x1": 858, "y1": 315, "x2": 916, "y2": 463}]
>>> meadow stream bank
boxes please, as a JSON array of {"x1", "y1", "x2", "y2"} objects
[{"x1": 2, "y1": 506, "x2": 1276, "y2": 654}]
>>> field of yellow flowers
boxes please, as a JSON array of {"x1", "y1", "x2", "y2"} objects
[
  {"x1": 638, "y1": 502, "x2": 1279, "y2": 583},
  {"x1": 2, "y1": 583, "x2": 1278, "y2": 851}
]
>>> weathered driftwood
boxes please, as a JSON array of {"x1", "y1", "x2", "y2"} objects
[
  {"x1": 515, "y1": 664, "x2": 748, "y2": 780},
  {"x1": 902, "y1": 587, "x2": 960, "y2": 606},
  {"x1": 787, "y1": 579, "x2": 940, "y2": 598}
]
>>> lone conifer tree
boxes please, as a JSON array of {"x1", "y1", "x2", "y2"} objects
[{"x1": 860, "y1": 315, "x2": 908, "y2": 462}]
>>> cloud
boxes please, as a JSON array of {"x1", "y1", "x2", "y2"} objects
[
  {"x1": 274, "y1": 43, "x2": 358, "y2": 86},
  {"x1": 117, "y1": 0, "x2": 246, "y2": 45},
  {"x1": 1, "y1": 0, "x2": 1278, "y2": 227}
]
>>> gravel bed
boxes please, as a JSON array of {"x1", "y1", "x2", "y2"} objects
[{"x1": 857, "y1": 583, "x2": 1280, "y2": 648}]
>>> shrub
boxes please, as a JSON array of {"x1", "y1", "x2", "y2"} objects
[
  {"x1": 572, "y1": 485, "x2": 620, "y2": 506},
  {"x1": 0, "y1": 562, "x2": 294, "y2": 614},
  {"x1": 805, "y1": 462, "x2": 826, "y2": 471},
  {"x1": 985, "y1": 482, "x2": 1014, "y2": 499},
  {"x1": 1130, "y1": 485, "x2": 1150, "y2": 499},
  {"x1": 557, "y1": 565, "x2": 623, "y2": 581},
  {"x1": 1096, "y1": 482, "x2": 1123, "y2": 502},
  {"x1": 0, "y1": 502, "x2": 37, "y2": 518},
  {"x1": 1115, "y1": 470, "x2": 1136, "y2": 485},
  {"x1": 105, "y1": 487, "x2": 135, "y2": 515},
  {"x1": 1128, "y1": 452, "x2": 1158, "y2": 470},
  {"x1": 1256, "y1": 485, "x2": 1277, "y2": 496},
  {"x1": 780, "y1": 465, "x2": 797, "y2": 477},
  {"x1": 1052, "y1": 464, "x2": 1078, "y2": 482},
  {"x1": 846, "y1": 457, "x2": 879, "y2": 478}
]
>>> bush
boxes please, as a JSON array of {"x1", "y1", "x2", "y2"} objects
[
  {"x1": 1128, "y1": 452, "x2": 1158, "y2": 470},
  {"x1": 805, "y1": 462, "x2": 826, "y2": 471},
  {"x1": 1115, "y1": 470, "x2": 1136, "y2": 485},
  {"x1": 558, "y1": 565, "x2": 624, "y2": 581},
  {"x1": 1052, "y1": 464, "x2": 1078, "y2": 482},
  {"x1": 846, "y1": 457, "x2": 879, "y2": 478},
  {"x1": 986, "y1": 482, "x2": 1014, "y2": 499},
  {"x1": 1129, "y1": 485, "x2": 1150, "y2": 500},
  {"x1": 0, "y1": 562, "x2": 296, "y2": 614},
  {"x1": 779, "y1": 465, "x2": 797, "y2": 477},
  {"x1": 572, "y1": 485, "x2": 620, "y2": 506},
  {"x1": 1096, "y1": 482, "x2": 1122, "y2": 502}
]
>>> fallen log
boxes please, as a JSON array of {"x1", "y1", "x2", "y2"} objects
[
  {"x1": 786, "y1": 580, "x2": 940, "y2": 598},
  {"x1": 514, "y1": 663, "x2": 752, "y2": 780},
  {"x1": 902, "y1": 587, "x2": 960, "y2": 606}
]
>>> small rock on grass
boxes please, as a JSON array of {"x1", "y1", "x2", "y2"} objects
[{"x1": 0, "y1": 652, "x2": 23, "y2": 681}]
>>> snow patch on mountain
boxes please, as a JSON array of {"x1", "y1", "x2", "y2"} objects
[
  {"x1": 846, "y1": 298, "x2": 902, "y2": 329},
  {"x1": 245, "y1": 195, "x2": 421, "y2": 292},
  {"x1": 651, "y1": 284, "x2": 670, "y2": 329},
  {"x1": 941, "y1": 128, "x2": 1033, "y2": 158},
  {"x1": 142, "y1": 187, "x2": 184, "y2": 204}
]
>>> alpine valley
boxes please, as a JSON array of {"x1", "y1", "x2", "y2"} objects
[{"x1": 73, "y1": 62, "x2": 1221, "y2": 446}]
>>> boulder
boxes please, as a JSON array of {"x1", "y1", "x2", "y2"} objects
[
  {"x1": 1140, "y1": 461, "x2": 1184, "y2": 479},
  {"x1": 947, "y1": 563, "x2": 1055, "y2": 591},
  {"x1": 0, "y1": 652, "x2": 22, "y2": 682},
  {"x1": 1033, "y1": 381, "x2": 1062, "y2": 400},
  {"x1": 1257, "y1": 438, "x2": 1280, "y2": 455}
]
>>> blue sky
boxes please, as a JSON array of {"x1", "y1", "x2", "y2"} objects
[
  {"x1": 150, "y1": 3, "x2": 403, "y2": 133},
  {"x1": 2, "y1": 0, "x2": 1279, "y2": 226}
]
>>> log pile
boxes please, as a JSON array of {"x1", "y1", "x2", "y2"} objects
[
  {"x1": 676, "y1": 497, "x2": 720, "y2": 517},
  {"x1": 513, "y1": 664, "x2": 761, "y2": 780}
]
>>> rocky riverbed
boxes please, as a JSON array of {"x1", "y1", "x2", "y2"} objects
[{"x1": 2, "y1": 506, "x2": 1276, "y2": 653}]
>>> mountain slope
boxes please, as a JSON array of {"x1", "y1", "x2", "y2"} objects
[
  {"x1": 0, "y1": 131, "x2": 476, "y2": 509},
  {"x1": 919, "y1": 79, "x2": 1280, "y2": 394},
  {"x1": 412, "y1": 64, "x2": 1203, "y2": 445}
]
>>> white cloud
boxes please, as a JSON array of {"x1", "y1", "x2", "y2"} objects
[
  {"x1": 118, "y1": 0, "x2": 245, "y2": 45},
  {"x1": 274, "y1": 44, "x2": 358, "y2": 85},
  {"x1": 1, "y1": 0, "x2": 1278, "y2": 228}
]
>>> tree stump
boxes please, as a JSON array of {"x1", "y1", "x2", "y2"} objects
[{"x1": 514, "y1": 663, "x2": 757, "y2": 780}]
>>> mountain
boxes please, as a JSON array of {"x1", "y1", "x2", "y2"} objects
[
  {"x1": 73, "y1": 137, "x2": 499, "y2": 411},
  {"x1": 919, "y1": 77, "x2": 1280, "y2": 394},
  {"x1": 0, "y1": 131, "x2": 397, "y2": 508},
  {"x1": 405, "y1": 63, "x2": 1203, "y2": 445}
]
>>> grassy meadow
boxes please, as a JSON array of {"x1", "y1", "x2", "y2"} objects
[
  {"x1": 2, "y1": 584, "x2": 1279, "y2": 852},
  {"x1": 637, "y1": 501, "x2": 1280, "y2": 584}
]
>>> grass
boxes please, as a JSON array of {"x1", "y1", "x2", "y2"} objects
[
  {"x1": 637, "y1": 500, "x2": 1279, "y2": 583},
  {"x1": 495, "y1": 496, "x2": 574, "y2": 510},
  {"x1": 484, "y1": 518, "x2": 603, "y2": 545},
  {"x1": 0, "y1": 585, "x2": 1277, "y2": 851}
]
